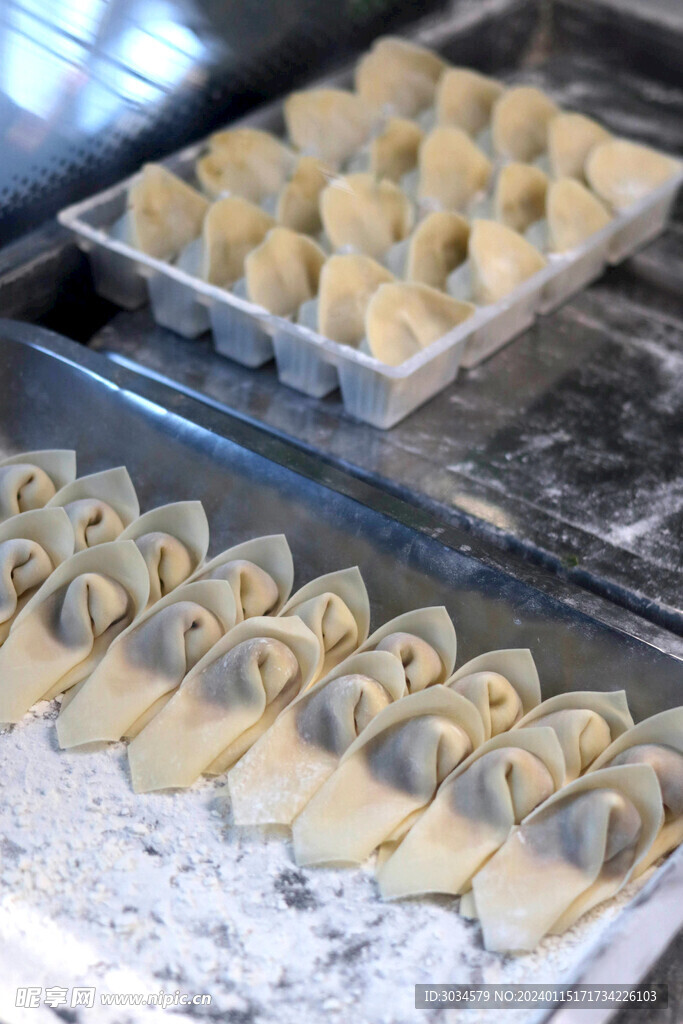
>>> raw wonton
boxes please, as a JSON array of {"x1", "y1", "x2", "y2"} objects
[
  {"x1": 128, "y1": 615, "x2": 320, "y2": 791},
  {"x1": 355, "y1": 36, "x2": 447, "y2": 117},
  {"x1": 0, "y1": 449, "x2": 76, "y2": 523},
  {"x1": 378, "y1": 726, "x2": 565, "y2": 899},
  {"x1": 304, "y1": 254, "x2": 394, "y2": 347},
  {"x1": 0, "y1": 508, "x2": 74, "y2": 644},
  {"x1": 277, "y1": 157, "x2": 330, "y2": 235},
  {"x1": 417, "y1": 127, "x2": 492, "y2": 211},
  {"x1": 468, "y1": 219, "x2": 546, "y2": 303},
  {"x1": 548, "y1": 112, "x2": 611, "y2": 181},
  {"x1": 471, "y1": 764, "x2": 663, "y2": 950},
  {"x1": 547, "y1": 178, "x2": 612, "y2": 252},
  {"x1": 284, "y1": 89, "x2": 373, "y2": 168},
  {"x1": 228, "y1": 649, "x2": 407, "y2": 826},
  {"x1": 188, "y1": 534, "x2": 293, "y2": 622},
  {"x1": 446, "y1": 648, "x2": 541, "y2": 740},
  {"x1": 245, "y1": 227, "x2": 326, "y2": 316},
  {"x1": 196, "y1": 128, "x2": 295, "y2": 203},
  {"x1": 436, "y1": 68, "x2": 504, "y2": 136},
  {"x1": 119, "y1": 501, "x2": 209, "y2": 607},
  {"x1": 349, "y1": 606, "x2": 457, "y2": 692},
  {"x1": 365, "y1": 282, "x2": 474, "y2": 366},
  {"x1": 278, "y1": 566, "x2": 370, "y2": 681},
  {"x1": 0, "y1": 540, "x2": 149, "y2": 721},
  {"x1": 403, "y1": 210, "x2": 470, "y2": 289},
  {"x1": 494, "y1": 162, "x2": 548, "y2": 233},
  {"x1": 292, "y1": 685, "x2": 485, "y2": 866},
  {"x1": 179, "y1": 197, "x2": 275, "y2": 288},
  {"x1": 56, "y1": 579, "x2": 236, "y2": 747},
  {"x1": 585, "y1": 138, "x2": 681, "y2": 209},
  {"x1": 369, "y1": 118, "x2": 424, "y2": 183},
  {"x1": 491, "y1": 86, "x2": 560, "y2": 162},
  {"x1": 47, "y1": 467, "x2": 139, "y2": 551},
  {"x1": 113, "y1": 164, "x2": 209, "y2": 261},
  {"x1": 320, "y1": 174, "x2": 414, "y2": 258}
]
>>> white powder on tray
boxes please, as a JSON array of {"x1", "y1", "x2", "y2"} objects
[{"x1": 0, "y1": 702, "x2": 650, "y2": 1024}]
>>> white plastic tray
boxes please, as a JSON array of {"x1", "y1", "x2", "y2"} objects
[{"x1": 59, "y1": 65, "x2": 683, "y2": 429}]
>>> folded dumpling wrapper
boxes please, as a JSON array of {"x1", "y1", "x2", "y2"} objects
[
  {"x1": 47, "y1": 467, "x2": 139, "y2": 552},
  {"x1": 369, "y1": 118, "x2": 424, "y2": 183},
  {"x1": 514, "y1": 689, "x2": 634, "y2": 782},
  {"x1": 548, "y1": 112, "x2": 611, "y2": 181},
  {"x1": 276, "y1": 157, "x2": 329, "y2": 235},
  {"x1": 494, "y1": 162, "x2": 548, "y2": 233},
  {"x1": 0, "y1": 450, "x2": 77, "y2": 523},
  {"x1": 128, "y1": 615, "x2": 320, "y2": 792},
  {"x1": 446, "y1": 648, "x2": 541, "y2": 739},
  {"x1": 435, "y1": 68, "x2": 504, "y2": 136},
  {"x1": 345, "y1": 606, "x2": 457, "y2": 693},
  {"x1": 188, "y1": 534, "x2": 293, "y2": 623},
  {"x1": 589, "y1": 706, "x2": 683, "y2": 876},
  {"x1": 0, "y1": 540, "x2": 150, "y2": 721},
  {"x1": 228, "y1": 649, "x2": 407, "y2": 826},
  {"x1": 404, "y1": 210, "x2": 470, "y2": 290},
  {"x1": 471, "y1": 763, "x2": 663, "y2": 951},
  {"x1": 547, "y1": 178, "x2": 612, "y2": 252},
  {"x1": 284, "y1": 89, "x2": 373, "y2": 168},
  {"x1": 320, "y1": 174, "x2": 414, "y2": 259},
  {"x1": 366, "y1": 282, "x2": 474, "y2": 366},
  {"x1": 118, "y1": 501, "x2": 209, "y2": 607},
  {"x1": 196, "y1": 128, "x2": 295, "y2": 203},
  {"x1": 308, "y1": 254, "x2": 394, "y2": 347},
  {"x1": 491, "y1": 86, "x2": 560, "y2": 162},
  {"x1": 292, "y1": 685, "x2": 485, "y2": 866},
  {"x1": 181, "y1": 197, "x2": 276, "y2": 288},
  {"x1": 378, "y1": 726, "x2": 566, "y2": 899},
  {"x1": 469, "y1": 219, "x2": 546, "y2": 303},
  {"x1": 113, "y1": 164, "x2": 209, "y2": 261},
  {"x1": 56, "y1": 579, "x2": 236, "y2": 748},
  {"x1": 355, "y1": 37, "x2": 447, "y2": 118},
  {"x1": 245, "y1": 227, "x2": 326, "y2": 316},
  {"x1": 0, "y1": 508, "x2": 75, "y2": 643},
  {"x1": 418, "y1": 127, "x2": 492, "y2": 211},
  {"x1": 278, "y1": 566, "x2": 370, "y2": 681},
  {"x1": 585, "y1": 138, "x2": 681, "y2": 210}
]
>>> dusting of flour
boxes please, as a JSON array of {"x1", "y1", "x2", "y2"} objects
[{"x1": 0, "y1": 703, "x2": 650, "y2": 1024}]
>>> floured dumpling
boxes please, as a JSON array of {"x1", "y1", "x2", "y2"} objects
[
  {"x1": 378, "y1": 726, "x2": 565, "y2": 899},
  {"x1": 417, "y1": 127, "x2": 492, "y2": 211},
  {"x1": 292, "y1": 686, "x2": 485, "y2": 866},
  {"x1": 182, "y1": 197, "x2": 275, "y2": 288},
  {"x1": 127, "y1": 615, "x2": 320, "y2": 791},
  {"x1": 56, "y1": 579, "x2": 236, "y2": 748},
  {"x1": 309, "y1": 254, "x2": 394, "y2": 347},
  {"x1": 494, "y1": 162, "x2": 548, "y2": 233},
  {"x1": 405, "y1": 210, "x2": 469, "y2": 289},
  {"x1": 369, "y1": 118, "x2": 424, "y2": 183},
  {"x1": 548, "y1": 112, "x2": 611, "y2": 181},
  {"x1": 278, "y1": 566, "x2": 370, "y2": 681},
  {"x1": 547, "y1": 178, "x2": 612, "y2": 252},
  {"x1": 585, "y1": 138, "x2": 681, "y2": 209},
  {"x1": 435, "y1": 68, "x2": 504, "y2": 136},
  {"x1": 491, "y1": 86, "x2": 560, "y2": 162},
  {"x1": 284, "y1": 89, "x2": 373, "y2": 168},
  {"x1": 470, "y1": 764, "x2": 663, "y2": 951},
  {"x1": 514, "y1": 689, "x2": 634, "y2": 782},
  {"x1": 277, "y1": 157, "x2": 330, "y2": 235},
  {"x1": 355, "y1": 36, "x2": 447, "y2": 117},
  {"x1": 320, "y1": 174, "x2": 414, "y2": 258},
  {"x1": 228, "y1": 649, "x2": 407, "y2": 826},
  {"x1": 47, "y1": 466, "x2": 139, "y2": 551},
  {"x1": 0, "y1": 449, "x2": 76, "y2": 523},
  {"x1": 589, "y1": 706, "x2": 683, "y2": 876},
  {"x1": 196, "y1": 128, "x2": 295, "y2": 203},
  {"x1": 0, "y1": 508, "x2": 74, "y2": 644},
  {"x1": 468, "y1": 219, "x2": 546, "y2": 303},
  {"x1": 446, "y1": 648, "x2": 541, "y2": 740},
  {"x1": 365, "y1": 282, "x2": 474, "y2": 366},
  {"x1": 119, "y1": 501, "x2": 209, "y2": 607},
  {"x1": 114, "y1": 164, "x2": 209, "y2": 261},
  {"x1": 0, "y1": 540, "x2": 149, "y2": 722},
  {"x1": 245, "y1": 227, "x2": 326, "y2": 316},
  {"x1": 350, "y1": 606, "x2": 457, "y2": 693},
  {"x1": 188, "y1": 534, "x2": 294, "y2": 622}
]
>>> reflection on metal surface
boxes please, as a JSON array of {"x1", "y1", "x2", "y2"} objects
[{"x1": 451, "y1": 491, "x2": 516, "y2": 532}]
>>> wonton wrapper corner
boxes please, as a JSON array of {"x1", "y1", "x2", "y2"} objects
[
  {"x1": 188, "y1": 533, "x2": 294, "y2": 623},
  {"x1": 47, "y1": 466, "x2": 140, "y2": 551},
  {"x1": 0, "y1": 449, "x2": 77, "y2": 523}
]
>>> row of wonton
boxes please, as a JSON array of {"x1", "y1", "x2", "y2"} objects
[
  {"x1": 113, "y1": 37, "x2": 680, "y2": 366},
  {"x1": 1, "y1": 449, "x2": 682, "y2": 952}
]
